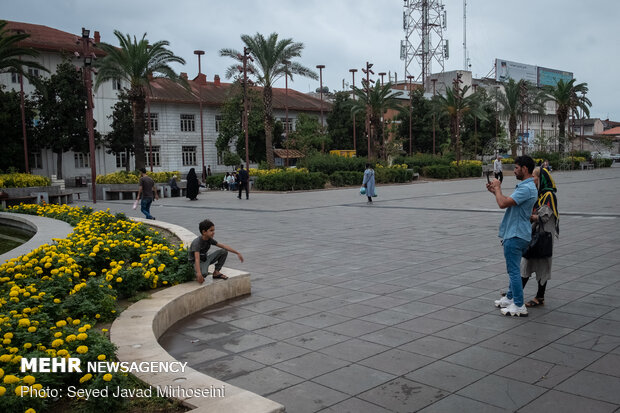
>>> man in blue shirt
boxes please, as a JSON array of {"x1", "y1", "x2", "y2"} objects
[{"x1": 487, "y1": 155, "x2": 537, "y2": 316}]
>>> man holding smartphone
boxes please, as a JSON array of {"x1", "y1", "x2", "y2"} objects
[{"x1": 487, "y1": 155, "x2": 537, "y2": 316}]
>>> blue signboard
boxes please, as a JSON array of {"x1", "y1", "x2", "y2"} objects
[{"x1": 538, "y1": 67, "x2": 573, "y2": 87}]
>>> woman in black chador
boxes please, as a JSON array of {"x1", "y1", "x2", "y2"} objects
[{"x1": 186, "y1": 168, "x2": 200, "y2": 201}]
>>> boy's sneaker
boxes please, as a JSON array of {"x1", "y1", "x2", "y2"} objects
[
  {"x1": 494, "y1": 296, "x2": 513, "y2": 308},
  {"x1": 500, "y1": 303, "x2": 528, "y2": 317}
]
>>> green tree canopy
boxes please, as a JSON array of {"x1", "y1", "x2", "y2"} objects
[
  {"x1": 95, "y1": 31, "x2": 185, "y2": 170},
  {"x1": 105, "y1": 90, "x2": 134, "y2": 171},
  {"x1": 0, "y1": 85, "x2": 37, "y2": 172}
]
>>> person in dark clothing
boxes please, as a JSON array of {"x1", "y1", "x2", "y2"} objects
[
  {"x1": 186, "y1": 168, "x2": 200, "y2": 201},
  {"x1": 237, "y1": 164, "x2": 249, "y2": 199},
  {"x1": 169, "y1": 175, "x2": 180, "y2": 197},
  {"x1": 207, "y1": 165, "x2": 212, "y2": 176},
  {"x1": 137, "y1": 167, "x2": 158, "y2": 219}
]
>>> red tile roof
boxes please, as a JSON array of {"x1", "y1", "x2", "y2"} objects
[
  {"x1": 601, "y1": 126, "x2": 620, "y2": 135},
  {"x1": 149, "y1": 78, "x2": 329, "y2": 112},
  {"x1": 273, "y1": 149, "x2": 305, "y2": 159},
  {"x1": 5, "y1": 20, "x2": 106, "y2": 57}
]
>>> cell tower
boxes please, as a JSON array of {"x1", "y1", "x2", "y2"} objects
[{"x1": 401, "y1": 0, "x2": 449, "y2": 89}]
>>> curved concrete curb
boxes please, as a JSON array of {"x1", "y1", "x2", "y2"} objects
[
  {"x1": 0, "y1": 212, "x2": 74, "y2": 263},
  {"x1": 110, "y1": 218, "x2": 284, "y2": 413}
]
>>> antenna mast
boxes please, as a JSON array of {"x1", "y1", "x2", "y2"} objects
[{"x1": 401, "y1": 0, "x2": 448, "y2": 89}]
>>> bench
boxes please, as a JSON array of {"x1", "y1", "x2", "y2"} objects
[
  {"x1": 102, "y1": 187, "x2": 164, "y2": 201},
  {"x1": 48, "y1": 192, "x2": 74, "y2": 205},
  {"x1": 580, "y1": 162, "x2": 594, "y2": 170}
]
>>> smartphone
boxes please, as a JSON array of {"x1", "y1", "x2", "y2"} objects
[{"x1": 486, "y1": 172, "x2": 491, "y2": 184}]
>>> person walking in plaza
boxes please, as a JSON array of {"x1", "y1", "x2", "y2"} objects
[
  {"x1": 189, "y1": 219, "x2": 244, "y2": 283},
  {"x1": 362, "y1": 163, "x2": 376, "y2": 204},
  {"x1": 169, "y1": 174, "x2": 180, "y2": 197},
  {"x1": 521, "y1": 166, "x2": 559, "y2": 307},
  {"x1": 237, "y1": 164, "x2": 250, "y2": 200},
  {"x1": 494, "y1": 155, "x2": 504, "y2": 183},
  {"x1": 186, "y1": 168, "x2": 200, "y2": 201},
  {"x1": 137, "y1": 167, "x2": 159, "y2": 220},
  {"x1": 488, "y1": 155, "x2": 538, "y2": 316}
]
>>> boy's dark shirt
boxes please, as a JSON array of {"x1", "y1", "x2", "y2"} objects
[
  {"x1": 188, "y1": 236, "x2": 218, "y2": 262},
  {"x1": 238, "y1": 169, "x2": 249, "y2": 183},
  {"x1": 139, "y1": 175, "x2": 155, "y2": 198}
]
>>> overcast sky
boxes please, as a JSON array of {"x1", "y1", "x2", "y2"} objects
[{"x1": 4, "y1": 0, "x2": 619, "y2": 120}]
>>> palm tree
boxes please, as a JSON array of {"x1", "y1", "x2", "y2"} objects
[
  {"x1": 95, "y1": 31, "x2": 185, "y2": 170},
  {"x1": 494, "y1": 78, "x2": 533, "y2": 158},
  {"x1": 543, "y1": 79, "x2": 591, "y2": 153},
  {"x1": 350, "y1": 81, "x2": 403, "y2": 159},
  {"x1": 220, "y1": 32, "x2": 317, "y2": 167},
  {"x1": 434, "y1": 81, "x2": 487, "y2": 162},
  {"x1": 0, "y1": 20, "x2": 48, "y2": 79}
]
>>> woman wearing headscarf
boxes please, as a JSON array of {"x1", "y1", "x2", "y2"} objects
[
  {"x1": 186, "y1": 168, "x2": 200, "y2": 201},
  {"x1": 520, "y1": 166, "x2": 559, "y2": 307},
  {"x1": 362, "y1": 163, "x2": 376, "y2": 204}
]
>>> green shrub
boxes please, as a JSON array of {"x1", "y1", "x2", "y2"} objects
[
  {"x1": 255, "y1": 171, "x2": 328, "y2": 191},
  {"x1": 394, "y1": 154, "x2": 451, "y2": 169},
  {"x1": 421, "y1": 164, "x2": 480, "y2": 179},
  {"x1": 594, "y1": 158, "x2": 613, "y2": 168},
  {"x1": 0, "y1": 173, "x2": 51, "y2": 188},
  {"x1": 375, "y1": 168, "x2": 415, "y2": 183},
  {"x1": 301, "y1": 154, "x2": 367, "y2": 175},
  {"x1": 204, "y1": 174, "x2": 225, "y2": 188},
  {"x1": 329, "y1": 171, "x2": 364, "y2": 187},
  {"x1": 96, "y1": 170, "x2": 179, "y2": 184}
]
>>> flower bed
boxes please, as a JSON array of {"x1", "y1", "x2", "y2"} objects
[
  {"x1": 95, "y1": 171, "x2": 180, "y2": 184},
  {"x1": 0, "y1": 204, "x2": 193, "y2": 412},
  {"x1": 0, "y1": 174, "x2": 51, "y2": 189}
]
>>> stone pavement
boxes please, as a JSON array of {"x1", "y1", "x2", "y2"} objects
[{"x1": 86, "y1": 167, "x2": 620, "y2": 412}]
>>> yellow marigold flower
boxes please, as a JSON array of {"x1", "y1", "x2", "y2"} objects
[
  {"x1": 51, "y1": 339, "x2": 63, "y2": 348},
  {"x1": 0, "y1": 386, "x2": 5, "y2": 396},
  {"x1": 103, "y1": 373, "x2": 113, "y2": 382},
  {"x1": 53, "y1": 298, "x2": 61, "y2": 304},
  {"x1": 2, "y1": 339, "x2": 10, "y2": 345},
  {"x1": 23, "y1": 343, "x2": 32, "y2": 349},
  {"x1": 32, "y1": 383, "x2": 42, "y2": 390},
  {"x1": 101, "y1": 328, "x2": 109, "y2": 333},
  {"x1": 77, "y1": 333, "x2": 87, "y2": 341},
  {"x1": 0, "y1": 355, "x2": 12, "y2": 362},
  {"x1": 56, "y1": 320, "x2": 66, "y2": 327},
  {"x1": 72, "y1": 319, "x2": 80, "y2": 325},
  {"x1": 28, "y1": 327, "x2": 36, "y2": 333},
  {"x1": 95, "y1": 314, "x2": 100, "y2": 319},
  {"x1": 76, "y1": 346, "x2": 88, "y2": 354},
  {"x1": 116, "y1": 277, "x2": 122, "y2": 283},
  {"x1": 54, "y1": 332, "x2": 62, "y2": 338},
  {"x1": 0, "y1": 368, "x2": 3, "y2": 378},
  {"x1": 79, "y1": 373, "x2": 92, "y2": 383},
  {"x1": 22, "y1": 375, "x2": 35, "y2": 385},
  {"x1": 18, "y1": 318, "x2": 31, "y2": 328},
  {"x1": 3, "y1": 374, "x2": 19, "y2": 384}
]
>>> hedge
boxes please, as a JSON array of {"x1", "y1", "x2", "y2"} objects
[
  {"x1": 329, "y1": 171, "x2": 364, "y2": 187},
  {"x1": 375, "y1": 168, "x2": 416, "y2": 183},
  {"x1": 394, "y1": 154, "x2": 451, "y2": 169},
  {"x1": 421, "y1": 164, "x2": 482, "y2": 179},
  {"x1": 302, "y1": 154, "x2": 367, "y2": 175},
  {"x1": 0, "y1": 173, "x2": 51, "y2": 188},
  {"x1": 254, "y1": 171, "x2": 328, "y2": 191},
  {"x1": 96, "y1": 170, "x2": 180, "y2": 184}
]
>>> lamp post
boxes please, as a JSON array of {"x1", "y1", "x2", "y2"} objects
[
  {"x1": 378, "y1": 72, "x2": 386, "y2": 86},
  {"x1": 78, "y1": 28, "x2": 97, "y2": 203},
  {"x1": 240, "y1": 47, "x2": 253, "y2": 169},
  {"x1": 284, "y1": 60, "x2": 290, "y2": 167},
  {"x1": 194, "y1": 50, "x2": 206, "y2": 179},
  {"x1": 18, "y1": 62, "x2": 29, "y2": 173},
  {"x1": 349, "y1": 69, "x2": 357, "y2": 153},
  {"x1": 407, "y1": 75, "x2": 414, "y2": 155},
  {"x1": 316, "y1": 64, "x2": 325, "y2": 128},
  {"x1": 362, "y1": 62, "x2": 374, "y2": 159},
  {"x1": 431, "y1": 78, "x2": 437, "y2": 155},
  {"x1": 473, "y1": 83, "x2": 478, "y2": 158}
]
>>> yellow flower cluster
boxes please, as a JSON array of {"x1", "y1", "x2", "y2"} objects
[
  {"x1": 451, "y1": 160, "x2": 483, "y2": 167},
  {"x1": 96, "y1": 170, "x2": 180, "y2": 184},
  {"x1": 0, "y1": 173, "x2": 50, "y2": 189},
  {"x1": 248, "y1": 168, "x2": 309, "y2": 177},
  {"x1": 375, "y1": 163, "x2": 408, "y2": 169}
]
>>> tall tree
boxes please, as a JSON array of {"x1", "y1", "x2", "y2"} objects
[
  {"x1": 494, "y1": 78, "x2": 526, "y2": 158},
  {"x1": 326, "y1": 91, "x2": 364, "y2": 153},
  {"x1": 105, "y1": 90, "x2": 134, "y2": 172},
  {"x1": 350, "y1": 81, "x2": 403, "y2": 159},
  {"x1": 0, "y1": 85, "x2": 36, "y2": 172},
  {"x1": 95, "y1": 31, "x2": 185, "y2": 170},
  {"x1": 396, "y1": 88, "x2": 449, "y2": 154},
  {"x1": 543, "y1": 78, "x2": 591, "y2": 153},
  {"x1": 220, "y1": 32, "x2": 318, "y2": 167},
  {"x1": 0, "y1": 20, "x2": 47, "y2": 80},
  {"x1": 433, "y1": 78, "x2": 487, "y2": 162},
  {"x1": 34, "y1": 60, "x2": 96, "y2": 178}
]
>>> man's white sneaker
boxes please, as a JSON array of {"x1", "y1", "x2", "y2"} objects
[
  {"x1": 500, "y1": 303, "x2": 528, "y2": 317},
  {"x1": 494, "y1": 296, "x2": 513, "y2": 308}
]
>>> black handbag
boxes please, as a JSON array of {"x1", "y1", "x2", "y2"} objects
[{"x1": 523, "y1": 222, "x2": 553, "y2": 259}]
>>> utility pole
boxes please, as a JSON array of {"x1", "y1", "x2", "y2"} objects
[
  {"x1": 238, "y1": 47, "x2": 254, "y2": 168},
  {"x1": 362, "y1": 62, "x2": 374, "y2": 159},
  {"x1": 78, "y1": 28, "x2": 97, "y2": 203},
  {"x1": 432, "y1": 78, "x2": 437, "y2": 155},
  {"x1": 349, "y1": 69, "x2": 358, "y2": 153},
  {"x1": 407, "y1": 75, "x2": 415, "y2": 155}
]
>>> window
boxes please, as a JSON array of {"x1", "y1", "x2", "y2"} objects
[
  {"x1": 112, "y1": 78, "x2": 122, "y2": 90},
  {"x1": 145, "y1": 146, "x2": 160, "y2": 167},
  {"x1": 30, "y1": 152, "x2": 42, "y2": 169},
  {"x1": 182, "y1": 146, "x2": 197, "y2": 166},
  {"x1": 180, "y1": 114, "x2": 195, "y2": 132},
  {"x1": 27, "y1": 68, "x2": 40, "y2": 79},
  {"x1": 11, "y1": 72, "x2": 18, "y2": 84},
  {"x1": 146, "y1": 113, "x2": 159, "y2": 132},
  {"x1": 215, "y1": 115, "x2": 223, "y2": 133},
  {"x1": 217, "y1": 152, "x2": 224, "y2": 165},
  {"x1": 115, "y1": 152, "x2": 127, "y2": 168},
  {"x1": 74, "y1": 153, "x2": 90, "y2": 168},
  {"x1": 280, "y1": 117, "x2": 294, "y2": 133}
]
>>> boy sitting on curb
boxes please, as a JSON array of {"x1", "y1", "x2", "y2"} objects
[{"x1": 188, "y1": 219, "x2": 244, "y2": 283}]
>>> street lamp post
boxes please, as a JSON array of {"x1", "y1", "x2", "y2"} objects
[
  {"x1": 316, "y1": 65, "x2": 325, "y2": 152},
  {"x1": 284, "y1": 60, "x2": 290, "y2": 167},
  {"x1": 378, "y1": 72, "x2": 386, "y2": 86},
  {"x1": 431, "y1": 78, "x2": 437, "y2": 155},
  {"x1": 473, "y1": 83, "x2": 478, "y2": 158},
  {"x1": 362, "y1": 62, "x2": 374, "y2": 159},
  {"x1": 349, "y1": 69, "x2": 357, "y2": 153},
  {"x1": 407, "y1": 75, "x2": 414, "y2": 155},
  {"x1": 78, "y1": 28, "x2": 97, "y2": 203},
  {"x1": 18, "y1": 64, "x2": 29, "y2": 174},
  {"x1": 194, "y1": 50, "x2": 206, "y2": 179},
  {"x1": 240, "y1": 47, "x2": 253, "y2": 169}
]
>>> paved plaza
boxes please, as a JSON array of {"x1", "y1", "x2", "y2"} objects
[{"x1": 89, "y1": 167, "x2": 620, "y2": 412}]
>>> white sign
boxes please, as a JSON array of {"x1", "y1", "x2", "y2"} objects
[{"x1": 496, "y1": 59, "x2": 537, "y2": 84}]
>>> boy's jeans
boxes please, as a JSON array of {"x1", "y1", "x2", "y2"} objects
[
  {"x1": 503, "y1": 237, "x2": 530, "y2": 307},
  {"x1": 140, "y1": 197, "x2": 153, "y2": 219}
]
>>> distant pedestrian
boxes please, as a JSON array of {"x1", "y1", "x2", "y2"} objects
[
  {"x1": 137, "y1": 167, "x2": 158, "y2": 220},
  {"x1": 169, "y1": 175, "x2": 180, "y2": 197},
  {"x1": 488, "y1": 155, "x2": 537, "y2": 317},
  {"x1": 494, "y1": 155, "x2": 504, "y2": 183},
  {"x1": 186, "y1": 168, "x2": 200, "y2": 201},
  {"x1": 188, "y1": 219, "x2": 244, "y2": 283},
  {"x1": 222, "y1": 173, "x2": 230, "y2": 190},
  {"x1": 237, "y1": 164, "x2": 249, "y2": 199},
  {"x1": 521, "y1": 166, "x2": 559, "y2": 307},
  {"x1": 207, "y1": 165, "x2": 212, "y2": 176},
  {"x1": 362, "y1": 163, "x2": 376, "y2": 204}
]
